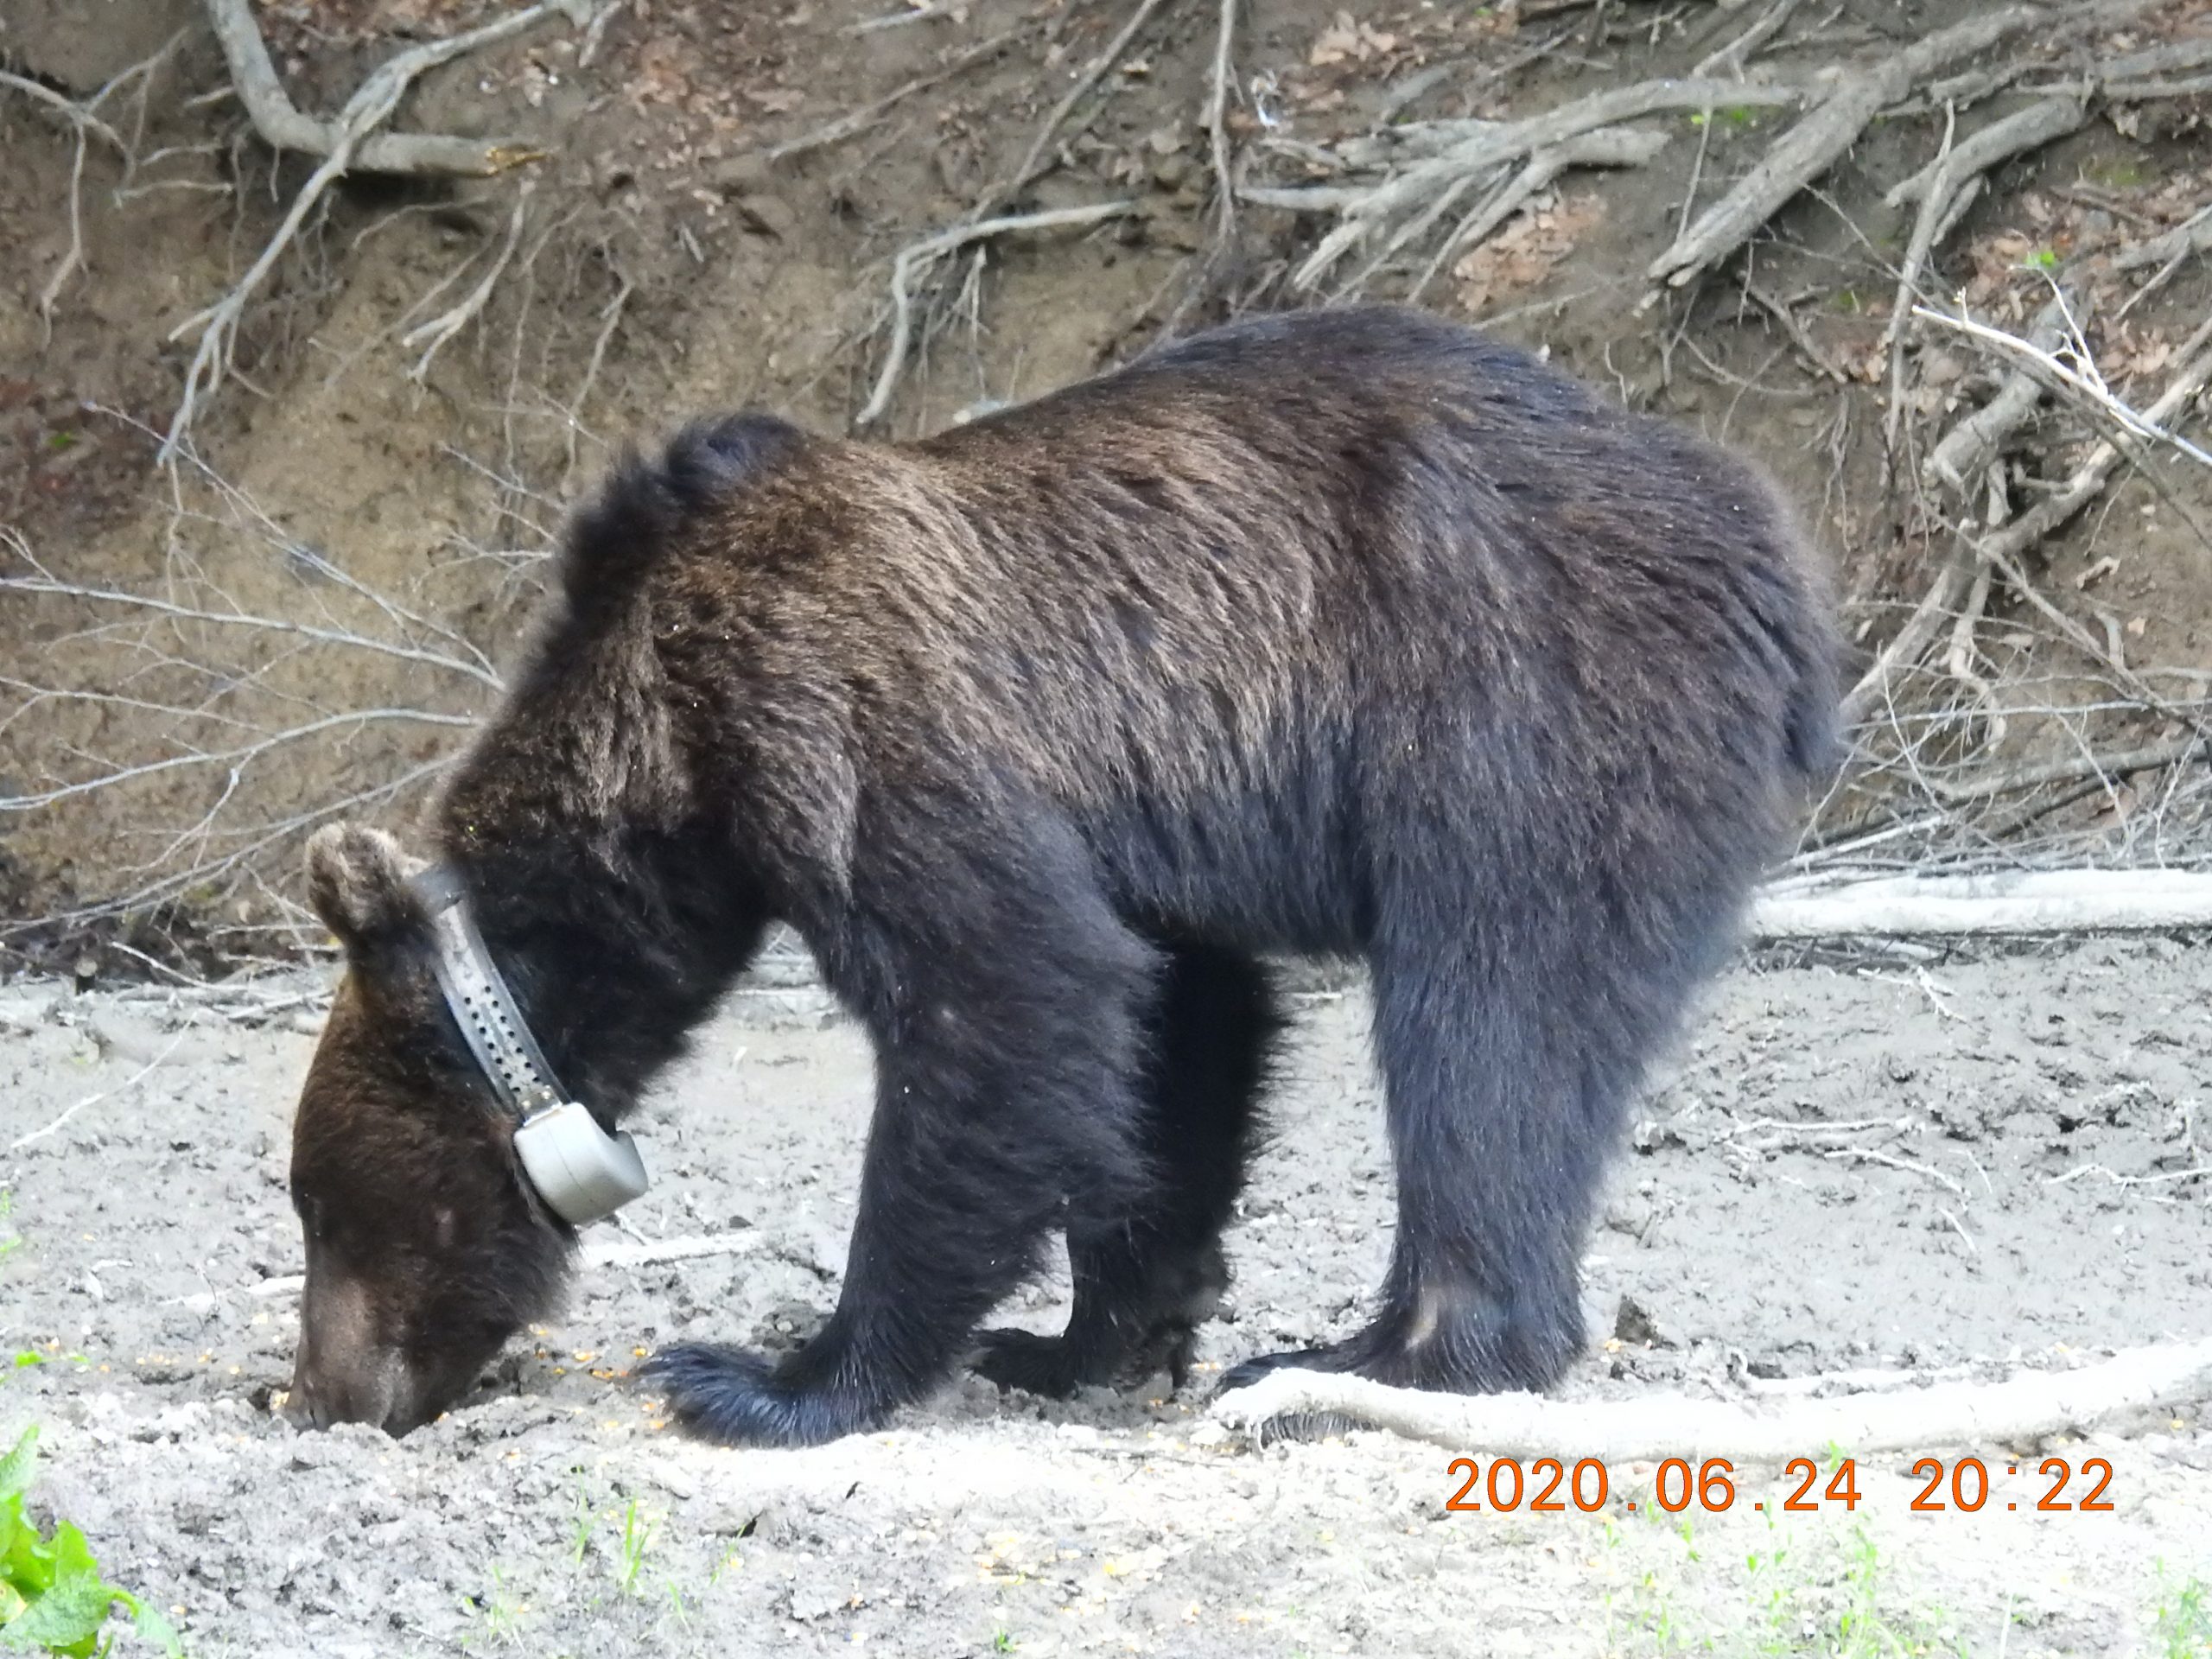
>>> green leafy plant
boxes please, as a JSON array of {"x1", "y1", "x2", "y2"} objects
[
  {"x1": 614, "y1": 1499, "x2": 656, "y2": 1599},
  {"x1": 1, "y1": 1427, "x2": 181, "y2": 1656},
  {"x1": 2152, "y1": 1562, "x2": 2211, "y2": 1658}
]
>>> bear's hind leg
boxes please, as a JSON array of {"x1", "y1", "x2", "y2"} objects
[
  {"x1": 1219, "y1": 875, "x2": 1736, "y2": 1400},
  {"x1": 975, "y1": 943, "x2": 1280, "y2": 1397}
]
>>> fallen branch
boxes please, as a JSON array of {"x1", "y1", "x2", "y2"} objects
[
  {"x1": 854, "y1": 200, "x2": 1135, "y2": 430},
  {"x1": 1649, "y1": 6, "x2": 2044, "y2": 290},
  {"x1": 586, "y1": 1228, "x2": 762, "y2": 1270},
  {"x1": 1211, "y1": 1337, "x2": 2212, "y2": 1459},
  {"x1": 1924, "y1": 289, "x2": 2075, "y2": 493},
  {"x1": 1751, "y1": 868, "x2": 2212, "y2": 938},
  {"x1": 205, "y1": 0, "x2": 579, "y2": 177},
  {"x1": 1840, "y1": 542, "x2": 1974, "y2": 727},
  {"x1": 1928, "y1": 738, "x2": 2199, "y2": 807}
]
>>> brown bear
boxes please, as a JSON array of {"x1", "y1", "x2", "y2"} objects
[{"x1": 284, "y1": 305, "x2": 1836, "y2": 1446}]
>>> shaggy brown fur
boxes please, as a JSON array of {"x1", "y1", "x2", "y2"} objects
[{"x1": 286, "y1": 305, "x2": 1836, "y2": 1446}]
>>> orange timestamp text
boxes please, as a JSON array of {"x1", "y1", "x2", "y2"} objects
[{"x1": 1444, "y1": 1455, "x2": 2117, "y2": 1516}]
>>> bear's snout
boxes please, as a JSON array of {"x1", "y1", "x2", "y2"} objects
[{"x1": 290, "y1": 1259, "x2": 420, "y2": 1436}]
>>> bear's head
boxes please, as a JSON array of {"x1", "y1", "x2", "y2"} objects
[{"x1": 286, "y1": 822, "x2": 573, "y2": 1435}]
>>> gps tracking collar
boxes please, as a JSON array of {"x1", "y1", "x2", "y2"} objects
[{"x1": 410, "y1": 866, "x2": 649, "y2": 1226}]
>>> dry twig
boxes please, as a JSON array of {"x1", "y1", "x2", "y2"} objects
[
  {"x1": 401, "y1": 184, "x2": 536, "y2": 382},
  {"x1": 855, "y1": 201, "x2": 1136, "y2": 430}
]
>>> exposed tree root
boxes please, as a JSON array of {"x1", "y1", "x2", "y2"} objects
[
  {"x1": 1649, "y1": 5, "x2": 2046, "y2": 290},
  {"x1": 401, "y1": 184, "x2": 536, "y2": 383},
  {"x1": 1249, "y1": 75, "x2": 1798, "y2": 293},
  {"x1": 3, "y1": 39, "x2": 181, "y2": 332},
  {"x1": 1881, "y1": 94, "x2": 2088, "y2": 450},
  {"x1": 164, "y1": 0, "x2": 594, "y2": 461},
  {"x1": 204, "y1": 0, "x2": 584, "y2": 177},
  {"x1": 854, "y1": 201, "x2": 1136, "y2": 431}
]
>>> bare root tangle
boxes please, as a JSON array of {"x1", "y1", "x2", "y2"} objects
[
  {"x1": 163, "y1": 0, "x2": 594, "y2": 461},
  {"x1": 1649, "y1": 5, "x2": 2050, "y2": 290},
  {"x1": 854, "y1": 201, "x2": 1136, "y2": 431},
  {"x1": 401, "y1": 184, "x2": 536, "y2": 382},
  {"x1": 1880, "y1": 94, "x2": 2088, "y2": 451},
  {"x1": 1923, "y1": 290, "x2": 2076, "y2": 495},
  {"x1": 205, "y1": 0, "x2": 588, "y2": 177},
  {"x1": 1248, "y1": 76, "x2": 1802, "y2": 293},
  {"x1": 3, "y1": 37, "x2": 182, "y2": 331},
  {"x1": 1212, "y1": 1338, "x2": 2212, "y2": 1459}
]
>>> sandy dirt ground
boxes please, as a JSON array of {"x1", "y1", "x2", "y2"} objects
[{"x1": 2, "y1": 938, "x2": 2210, "y2": 1657}]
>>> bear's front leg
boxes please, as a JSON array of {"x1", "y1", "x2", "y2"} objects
[{"x1": 644, "y1": 851, "x2": 1161, "y2": 1447}]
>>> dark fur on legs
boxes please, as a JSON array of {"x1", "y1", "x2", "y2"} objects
[{"x1": 975, "y1": 943, "x2": 1281, "y2": 1396}]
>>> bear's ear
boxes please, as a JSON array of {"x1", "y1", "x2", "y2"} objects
[
  {"x1": 305, "y1": 823, "x2": 425, "y2": 957},
  {"x1": 557, "y1": 412, "x2": 804, "y2": 620}
]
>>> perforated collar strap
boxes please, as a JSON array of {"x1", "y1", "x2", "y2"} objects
[
  {"x1": 411, "y1": 864, "x2": 567, "y2": 1120},
  {"x1": 408, "y1": 865, "x2": 651, "y2": 1226}
]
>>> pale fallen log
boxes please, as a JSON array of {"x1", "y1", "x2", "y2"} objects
[
  {"x1": 245, "y1": 1227, "x2": 759, "y2": 1298},
  {"x1": 1211, "y1": 1337, "x2": 2212, "y2": 1459},
  {"x1": 1751, "y1": 869, "x2": 2212, "y2": 939}
]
